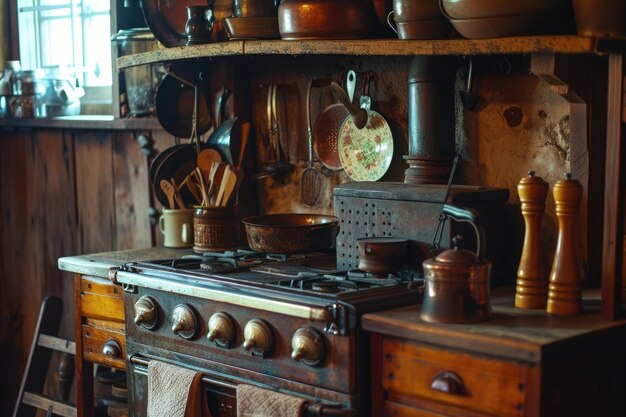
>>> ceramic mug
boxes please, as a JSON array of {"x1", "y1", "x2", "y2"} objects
[{"x1": 159, "y1": 208, "x2": 194, "y2": 248}]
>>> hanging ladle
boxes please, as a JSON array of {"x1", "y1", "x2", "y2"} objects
[
  {"x1": 301, "y1": 78, "x2": 323, "y2": 206},
  {"x1": 460, "y1": 57, "x2": 482, "y2": 111},
  {"x1": 254, "y1": 83, "x2": 294, "y2": 179}
]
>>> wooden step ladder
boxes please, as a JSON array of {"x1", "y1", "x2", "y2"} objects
[{"x1": 12, "y1": 295, "x2": 77, "y2": 417}]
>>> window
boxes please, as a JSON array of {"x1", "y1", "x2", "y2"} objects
[{"x1": 16, "y1": 0, "x2": 112, "y2": 102}]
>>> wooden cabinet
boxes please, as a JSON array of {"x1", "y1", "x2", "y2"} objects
[
  {"x1": 59, "y1": 247, "x2": 190, "y2": 417},
  {"x1": 364, "y1": 291, "x2": 626, "y2": 417},
  {"x1": 74, "y1": 274, "x2": 126, "y2": 416}
]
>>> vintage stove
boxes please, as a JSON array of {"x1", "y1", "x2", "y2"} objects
[{"x1": 111, "y1": 250, "x2": 422, "y2": 417}]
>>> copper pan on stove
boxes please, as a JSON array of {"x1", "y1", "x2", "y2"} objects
[{"x1": 243, "y1": 213, "x2": 339, "y2": 254}]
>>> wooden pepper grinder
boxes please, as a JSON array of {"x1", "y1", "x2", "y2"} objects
[
  {"x1": 515, "y1": 171, "x2": 549, "y2": 309},
  {"x1": 547, "y1": 173, "x2": 583, "y2": 315}
]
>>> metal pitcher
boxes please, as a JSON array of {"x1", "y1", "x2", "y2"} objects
[{"x1": 420, "y1": 204, "x2": 492, "y2": 323}]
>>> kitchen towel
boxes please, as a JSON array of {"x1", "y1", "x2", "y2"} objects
[
  {"x1": 147, "y1": 360, "x2": 212, "y2": 417},
  {"x1": 236, "y1": 384, "x2": 307, "y2": 417}
]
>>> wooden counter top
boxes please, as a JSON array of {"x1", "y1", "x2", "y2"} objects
[
  {"x1": 362, "y1": 289, "x2": 626, "y2": 364},
  {"x1": 58, "y1": 247, "x2": 194, "y2": 277},
  {"x1": 0, "y1": 115, "x2": 162, "y2": 131}
]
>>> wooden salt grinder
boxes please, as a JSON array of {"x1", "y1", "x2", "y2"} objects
[
  {"x1": 547, "y1": 173, "x2": 583, "y2": 315},
  {"x1": 515, "y1": 171, "x2": 549, "y2": 309}
]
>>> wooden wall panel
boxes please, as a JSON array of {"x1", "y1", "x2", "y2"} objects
[
  {"x1": 113, "y1": 131, "x2": 152, "y2": 250},
  {"x1": 74, "y1": 131, "x2": 116, "y2": 254},
  {"x1": 33, "y1": 130, "x2": 77, "y2": 327},
  {"x1": 0, "y1": 129, "x2": 42, "y2": 413},
  {"x1": 150, "y1": 130, "x2": 176, "y2": 247}
]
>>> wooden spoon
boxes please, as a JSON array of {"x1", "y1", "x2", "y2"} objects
[
  {"x1": 215, "y1": 166, "x2": 232, "y2": 207},
  {"x1": 160, "y1": 179, "x2": 177, "y2": 209},
  {"x1": 197, "y1": 148, "x2": 222, "y2": 182},
  {"x1": 220, "y1": 166, "x2": 239, "y2": 206},
  {"x1": 170, "y1": 177, "x2": 186, "y2": 209},
  {"x1": 208, "y1": 163, "x2": 227, "y2": 206}
]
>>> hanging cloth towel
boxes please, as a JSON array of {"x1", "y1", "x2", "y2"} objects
[
  {"x1": 236, "y1": 384, "x2": 307, "y2": 417},
  {"x1": 147, "y1": 360, "x2": 212, "y2": 417}
]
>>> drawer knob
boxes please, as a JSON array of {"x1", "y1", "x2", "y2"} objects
[
  {"x1": 430, "y1": 371, "x2": 464, "y2": 395},
  {"x1": 102, "y1": 339, "x2": 122, "y2": 359}
]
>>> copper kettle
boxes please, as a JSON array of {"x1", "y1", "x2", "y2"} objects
[{"x1": 420, "y1": 204, "x2": 492, "y2": 323}]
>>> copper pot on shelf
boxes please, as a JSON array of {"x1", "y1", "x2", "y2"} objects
[{"x1": 420, "y1": 204, "x2": 492, "y2": 324}]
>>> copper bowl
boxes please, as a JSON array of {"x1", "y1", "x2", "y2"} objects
[
  {"x1": 441, "y1": 0, "x2": 564, "y2": 20},
  {"x1": 449, "y1": 14, "x2": 555, "y2": 38},
  {"x1": 278, "y1": 0, "x2": 379, "y2": 40}
]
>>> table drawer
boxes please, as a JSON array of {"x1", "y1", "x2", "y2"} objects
[
  {"x1": 80, "y1": 276, "x2": 124, "y2": 321},
  {"x1": 383, "y1": 337, "x2": 530, "y2": 417},
  {"x1": 82, "y1": 322, "x2": 126, "y2": 370},
  {"x1": 385, "y1": 400, "x2": 446, "y2": 417}
]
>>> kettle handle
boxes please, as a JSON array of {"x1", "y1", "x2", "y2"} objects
[{"x1": 442, "y1": 204, "x2": 486, "y2": 261}]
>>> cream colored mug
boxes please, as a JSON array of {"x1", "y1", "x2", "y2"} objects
[{"x1": 159, "y1": 208, "x2": 194, "y2": 248}]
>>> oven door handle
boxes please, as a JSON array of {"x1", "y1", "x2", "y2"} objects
[{"x1": 129, "y1": 355, "x2": 356, "y2": 417}]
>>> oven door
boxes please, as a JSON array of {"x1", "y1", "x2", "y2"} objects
[{"x1": 128, "y1": 355, "x2": 356, "y2": 417}]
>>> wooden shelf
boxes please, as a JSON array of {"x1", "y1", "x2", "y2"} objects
[{"x1": 117, "y1": 35, "x2": 626, "y2": 69}]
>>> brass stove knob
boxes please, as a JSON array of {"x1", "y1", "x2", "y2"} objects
[
  {"x1": 291, "y1": 327, "x2": 325, "y2": 366},
  {"x1": 133, "y1": 295, "x2": 159, "y2": 330},
  {"x1": 171, "y1": 304, "x2": 198, "y2": 339},
  {"x1": 243, "y1": 319, "x2": 273, "y2": 357},
  {"x1": 207, "y1": 312, "x2": 236, "y2": 348}
]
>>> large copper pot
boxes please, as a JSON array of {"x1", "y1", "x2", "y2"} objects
[
  {"x1": 420, "y1": 204, "x2": 492, "y2": 323},
  {"x1": 243, "y1": 213, "x2": 339, "y2": 254},
  {"x1": 278, "y1": 0, "x2": 379, "y2": 40}
]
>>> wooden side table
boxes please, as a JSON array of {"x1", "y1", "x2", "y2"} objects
[{"x1": 363, "y1": 290, "x2": 626, "y2": 417}]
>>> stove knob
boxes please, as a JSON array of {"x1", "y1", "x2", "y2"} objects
[
  {"x1": 291, "y1": 327, "x2": 325, "y2": 366},
  {"x1": 207, "y1": 312, "x2": 236, "y2": 348},
  {"x1": 133, "y1": 296, "x2": 159, "y2": 330},
  {"x1": 171, "y1": 304, "x2": 198, "y2": 339},
  {"x1": 243, "y1": 319, "x2": 273, "y2": 357}
]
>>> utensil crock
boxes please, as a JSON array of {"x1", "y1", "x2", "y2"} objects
[{"x1": 420, "y1": 204, "x2": 492, "y2": 323}]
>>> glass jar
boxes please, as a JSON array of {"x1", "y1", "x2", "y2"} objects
[
  {"x1": 112, "y1": 28, "x2": 165, "y2": 116},
  {"x1": 0, "y1": 60, "x2": 21, "y2": 95}
]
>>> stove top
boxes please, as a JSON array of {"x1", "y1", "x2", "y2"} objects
[{"x1": 121, "y1": 249, "x2": 421, "y2": 298}]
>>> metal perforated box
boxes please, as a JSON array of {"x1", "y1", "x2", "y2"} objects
[{"x1": 333, "y1": 182, "x2": 516, "y2": 285}]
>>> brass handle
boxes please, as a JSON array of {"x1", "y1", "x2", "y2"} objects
[
  {"x1": 430, "y1": 371, "x2": 464, "y2": 395},
  {"x1": 102, "y1": 339, "x2": 122, "y2": 359}
]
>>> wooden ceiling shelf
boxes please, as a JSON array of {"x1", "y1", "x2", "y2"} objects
[{"x1": 117, "y1": 35, "x2": 626, "y2": 69}]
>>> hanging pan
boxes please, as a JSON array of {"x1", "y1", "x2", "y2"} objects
[
  {"x1": 155, "y1": 73, "x2": 212, "y2": 138},
  {"x1": 331, "y1": 79, "x2": 393, "y2": 181},
  {"x1": 152, "y1": 85, "x2": 206, "y2": 207}
]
